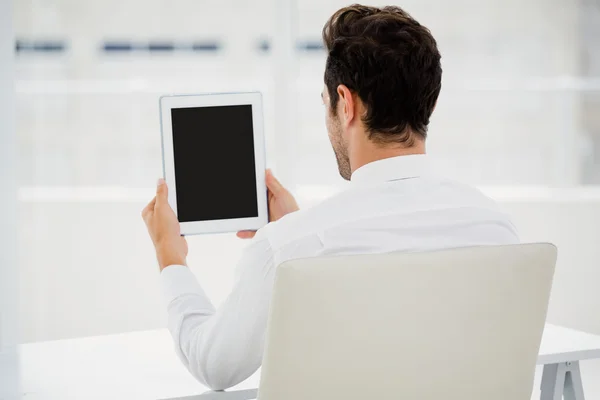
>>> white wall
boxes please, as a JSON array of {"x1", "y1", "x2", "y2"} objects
[
  {"x1": 12, "y1": 0, "x2": 600, "y2": 343},
  {"x1": 504, "y1": 198, "x2": 600, "y2": 334},
  {"x1": 16, "y1": 190, "x2": 600, "y2": 343},
  {"x1": 0, "y1": 0, "x2": 20, "y2": 396},
  {"x1": 14, "y1": 0, "x2": 587, "y2": 189}
]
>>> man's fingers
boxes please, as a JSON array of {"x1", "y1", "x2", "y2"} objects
[
  {"x1": 156, "y1": 178, "x2": 168, "y2": 205},
  {"x1": 142, "y1": 197, "x2": 157, "y2": 221},
  {"x1": 236, "y1": 230, "x2": 257, "y2": 239},
  {"x1": 265, "y1": 169, "x2": 284, "y2": 196}
]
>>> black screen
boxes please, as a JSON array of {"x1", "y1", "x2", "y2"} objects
[{"x1": 171, "y1": 105, "x2": 258, "y2": 222}]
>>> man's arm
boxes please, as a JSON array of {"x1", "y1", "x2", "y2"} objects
[
  {"x1": 160, "y1": 236, "x2": 276, "y2": 390},
  {"x1": 141, "y1": 172, "x2": 299, "y2": 390}
]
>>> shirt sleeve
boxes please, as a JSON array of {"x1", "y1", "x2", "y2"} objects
[{"x1": 159, "y1": 232, "x2": 276, "y2": 391}]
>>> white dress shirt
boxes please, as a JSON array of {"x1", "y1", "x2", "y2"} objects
[{"x1": 160, "y1": 155, "x2": 519, "y2": 390}]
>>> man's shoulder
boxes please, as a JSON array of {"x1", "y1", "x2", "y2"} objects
[
  {"x1": 432, "y1": 177, "x2": 503, "y2": 209},
  {"x1": 433, "y1": 177, "x2": 518, "y2": 230},
  {"x1": 256, "y1": 177, "x2": 516, "y2": 250}
]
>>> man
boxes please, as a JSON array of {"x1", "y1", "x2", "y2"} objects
[{"x1": 142, "y1": 4, "x2": 519, "y2": 391}]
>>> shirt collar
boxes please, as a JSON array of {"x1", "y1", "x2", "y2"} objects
[{"x1": 350, "y1": 154, "x2": 430, "y2": 184}]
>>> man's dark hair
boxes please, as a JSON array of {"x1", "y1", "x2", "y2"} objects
[{"x1": 322, "y1": 4, "x2": 442, "y2": 145}]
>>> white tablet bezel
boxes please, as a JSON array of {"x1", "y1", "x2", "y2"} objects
[{"x1": 159, "y1": 92, "x2": 268, "y2": 236}]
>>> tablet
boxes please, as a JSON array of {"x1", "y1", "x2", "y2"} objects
[{"x1": 159, "y1": 92, "x2": 268, "y2": 235}]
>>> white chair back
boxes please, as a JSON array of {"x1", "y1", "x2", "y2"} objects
[{"x1": 258, "y1": 244, "x2": 557, "y2": 400}]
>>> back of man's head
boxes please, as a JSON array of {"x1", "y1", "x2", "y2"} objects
[{"x1": 322, "y1": 4, "x2": 442, "y2": 146}]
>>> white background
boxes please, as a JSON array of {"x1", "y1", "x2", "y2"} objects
[
  {"x1": 1, "y1": 0, "x2": 19, "y2": 397},
  {"x1": 12, "y1": 0, "x2": 600, "y2": 352}
]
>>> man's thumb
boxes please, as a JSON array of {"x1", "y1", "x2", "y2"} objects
[
  {"x1": 156, "y1": 178, "x2": 168, "y2": 203},
  {"x1": 266, "y1": 169, "x2": 284, "y2": 195}
]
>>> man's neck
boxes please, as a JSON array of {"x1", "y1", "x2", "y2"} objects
[{"x1": 349, "y1": 140, "x2": 426, "y2": 176}]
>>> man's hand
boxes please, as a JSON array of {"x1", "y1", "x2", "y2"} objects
[
  {"x1": 237, "y1": 170, "x2": 299, "y2": 239},
  {"x1": 142, "y1": 179, "x2": 188, "y2": 271}
]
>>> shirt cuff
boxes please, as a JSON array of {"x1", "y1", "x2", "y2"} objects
[{"x1": 160, "y1": 265, "x2": 208, "y2": 305}]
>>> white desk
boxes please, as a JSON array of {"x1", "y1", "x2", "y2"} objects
[
  {"x1": 18, "y1": 329, "x2": 258, "y2": 400},
  {"x1": 15, "y1": 324, "x2": 600, "y2": 400}
]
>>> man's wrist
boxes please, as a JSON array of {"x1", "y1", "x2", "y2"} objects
[{"x1": 156, "y1": 247, "x2": 186, "y2": 271}]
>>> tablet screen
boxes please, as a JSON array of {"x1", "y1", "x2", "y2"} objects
[{"x1": 171, "y1": 105, "x2": 259, "y2": 223}]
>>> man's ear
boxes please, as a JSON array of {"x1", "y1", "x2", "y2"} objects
[{"x1": 336, "y1": 85, "x2": 355, "y2": 128}]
